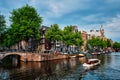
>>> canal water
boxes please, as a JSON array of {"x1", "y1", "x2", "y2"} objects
[{"x1": 0, "y1": 52, "x2": 120, "y2": 80}]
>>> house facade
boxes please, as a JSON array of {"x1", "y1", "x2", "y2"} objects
[
  {"x1": 88, "y1": 26, "x2": 105, "y2": 39},
  {"x1": 81, "y1": 30, "x2": 88, "y2": 51}
]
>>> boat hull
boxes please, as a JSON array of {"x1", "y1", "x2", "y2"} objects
[{"x1": 83, "y1": 59, "x2": 100, "y2": 70}]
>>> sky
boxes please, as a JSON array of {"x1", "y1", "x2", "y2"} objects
[{"x1": 0, "y1": 0, "x2": 120, "y2": 42}]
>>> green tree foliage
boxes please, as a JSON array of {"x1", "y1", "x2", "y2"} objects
[
  {"x1": 62, "y1": 25, "x2": 74, "y2": 46},
  {"x1": 0, "y1": 28, "x2": 14, "y2": 47},
  {"x1": 10, "y1": 4, "x2": 42, "y2": 43},
  {"x1": 87, "y1": 37, "x2": 107, "y2": 49},
  {"x1": 0, "y1": 13, "x2": 6, "y2": 46},
  {"x1": 45, "y1": 25, "x2": 83, "y2": 51},
  {"x1": 62, "y1": 25, "x2": 83, "y2": 47},
  {"x1": 113, "y1": 42, "x2": 120, "y2": 49},
  {"x1": 45, "y1": 24, "x2": 62, "y2": 49},
  {"x1": 45, "y1": 24, "x2": 62, "y2": 41},
  {"x1": 106, "y1": 39, "x2": 112, "y2": 47},
  {"x1": 73, "y1": 32, "x2": 83, "y2": 47},
  {"x1": 0, "y1": 13, "x2": 6, "y2": 34}
]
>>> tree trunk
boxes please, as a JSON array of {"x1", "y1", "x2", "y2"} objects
[{"x1": 54, "y1": 41, "x2": 56, "y2": 51}]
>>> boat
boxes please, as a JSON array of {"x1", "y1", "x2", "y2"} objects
[
  {"x1": 70, "y1": 55, "x2": 76, "y2": 58},
  {"x1": 83, "y1": 59, "x2": 100, "y2": 69},
  {"x1": 78, "y1": 53, "x2": 85, "y2": 57}
]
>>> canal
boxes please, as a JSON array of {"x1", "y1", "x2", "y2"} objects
[{"x1": 0, "y1": 52, "x2": 120, "y2": 80}]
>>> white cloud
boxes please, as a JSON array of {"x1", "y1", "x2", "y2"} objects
[
  {"x1": 1, "y1": 0, "x2": 120, "y2": 41},
  {"x1": 75, "y1": 14, "x2": 120, "y2": 41},
  {"x1": 78, "y1": 24, "x2": 102, "y2": 32},
  {"x1": 81, "y1": 13, "x2": 104, "y2": 22},
  {"x1": 69, "y1": 14, "x2": 120, "y2": 42},
  {"x1": 0, "y1": 0, "x2": 27, "y2": 26},
  {"x1": 28, "y1": 0, "x2": 91, "y2": 18},
  {"x1": 0, "y1": 7, "x2": 11, "y2": 27},
  {"x1": 104, "y1": 15, "x2": 120, "y2": 39},
  {"x1": 105, "y1": 15, "x2": 120, "y2": 29}
]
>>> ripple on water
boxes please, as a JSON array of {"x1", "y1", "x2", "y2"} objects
[
  {"x1": 103, "y1": 66, "x2": 120, "y2": 79},
  {"x1": 81, "y1": 64, "x2": 120, "y2": 80},
  {"x1": 1, "y1": 52, "x2": 120, "y2": 80}
]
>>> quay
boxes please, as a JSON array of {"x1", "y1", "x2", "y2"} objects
[{"x1": 0, "y1": 52, "x2": 70, "y2": 62}]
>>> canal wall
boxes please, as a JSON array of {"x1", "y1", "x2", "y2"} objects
[
  {"x1": 1, "y1": 52, "x2": 84, "y2": 62},
  {"x1": 13, "y1": 52, "x2": 68, "y2": 62}
]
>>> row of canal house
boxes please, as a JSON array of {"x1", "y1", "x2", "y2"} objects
[
  {"x1": 7, "y1": 25, "x2": 81, "y2": 53},
  {"x1": 40, "y1": 25, "x2": 80, "y2": 53},
  {"x1": 38, "y1": 25, "x2": 106, "y2": 53},
  {"x1": 7, "y1": 25, "x2": 108, "y2": 54},
  {"x1": 80, "y1": 25, "x2": 107, "y2": 51}
]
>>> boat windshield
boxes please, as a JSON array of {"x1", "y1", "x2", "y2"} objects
[
  {"x1": 88, "y1": 59, "x2": 98, "y2": 62},
  {"x1": 87, "y1": 59, "x2": 99, "y2": 64}
]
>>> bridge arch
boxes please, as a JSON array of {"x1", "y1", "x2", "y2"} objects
[{"x1": 0, "y1": 53, "x2": 25, "y2": 64}]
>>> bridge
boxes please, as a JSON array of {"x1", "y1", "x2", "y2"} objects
[
  {"x1": 0, "y1": 52, "x2": 68, "y2": 63},
  {"x1": 0, "y1": 52, "x2": 34, "y2": 62}
]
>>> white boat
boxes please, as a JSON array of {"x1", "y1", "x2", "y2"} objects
[
  {"x1": 78, "y1": 54, "x2": 85, "y2": 57},
  {"x1": 83, "y1": 59, "x2": 100, "y2": 69}
]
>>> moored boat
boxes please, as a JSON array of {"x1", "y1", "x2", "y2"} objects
[
  {"x1": 78, "y1": 53, "x2": 85, "y2": 57},
  {"x1": 70, "y1": 55, "x2": 76, "y2": 58},
  {"x1": 83, "y1": 59, "x2": 100, "y2": 69}
]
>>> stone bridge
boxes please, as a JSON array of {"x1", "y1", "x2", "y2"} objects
[{"x1": 0, "y1": 52, "x2": 68, "y2": 62}]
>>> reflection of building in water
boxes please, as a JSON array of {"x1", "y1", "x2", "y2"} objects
[
  {"x1": 0, "y1": 70, "x2": 10, "y2": 80},
  {"x1": 69, "y1": 58, "x2": 76, "y2": 68},
  {"x1": 79, "y1": 57, "x2": 86, "y2": 64},
  {"x1": 55, "y1": 63, "x2": 60, "y2": 71}
]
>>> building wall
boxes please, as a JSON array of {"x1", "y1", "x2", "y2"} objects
[
  {"x1": 72, "y1": 25, "x2": 78, "y2": 32},
  {"x1": 39, "y1": 26, "x2": 50, "y2": 51},
  {"x1": 81, "y1": 31, "x2": 88, "y2": 51},
  {"x1": 89, "y1": 26, "x2": 105, "y2": 39}
]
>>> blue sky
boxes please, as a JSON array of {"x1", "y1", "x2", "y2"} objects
[{"x1": 0, "y1": 0, "x2": 120, "y2": 42}]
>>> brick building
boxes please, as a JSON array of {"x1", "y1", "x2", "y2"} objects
[
  {"x1": 80, "y1": 30, "x2": 88, "y2": 51},
  {"x1": 88, "y1": 26, "x2": 105, "y2": 39},
  {"x1": 39, "y1": 26, "x2": 51, "y2": 51}
]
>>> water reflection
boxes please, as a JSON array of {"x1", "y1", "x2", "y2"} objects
[
  {"x1": 0, "y1": 57, "x2": 86, "y2": 80},
  {"x1": 0, "y1": 53, "x2": 120, "y2": 80},
  {"x1": 0, "y1": 69, "x2": 10, "y2": 80},
  {"x1": 82, "y1": 52, "x2": 120, "y2": 80}
]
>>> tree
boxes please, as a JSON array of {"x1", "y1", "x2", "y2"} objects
[
  {"x1": 0, "y1": 13, "x2": 6, "y2": 35},
  {"x1": 45, "y1": 24, "x2": 62, "y2": 50},
  {"x1": 0, "y1": 13, "x2": 6, "y2": 47},
  {"x1": 0, "y1": 28, "x2": 14, "y2": 47},
  {"x1": 62, "y1": 25, "x2": 83, "y2": 53},
  {"x1": 73, "y1": 32, "x2": 83, "y2": 47},
  {"x1": 10, "y1": 4, "x2": 42, "y2": 44},
  {"x1": 106, "y1": 39, "x2": 112, "y2": 47},
  {"x1": 87, "y1": 37, "x2": 107, "y2": 52},
  {"x1": 113, "y1": 42, "x2": 120, "y2": 49},
  {"x1": 62, "y1": 26, "x2": 74, "y2": 46}
]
